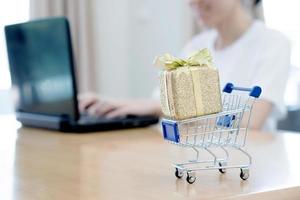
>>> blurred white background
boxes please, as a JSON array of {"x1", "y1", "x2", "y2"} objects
[
  {"x1": 0, "y1": 0, "x2": 29, "y2": 114},
  {"x1": 263, "y1": 0, "x2": 300, "y2": 106},
  {"x1": 93, "y1": 0, "x2": 193, "y2": 98},
  {"x1": 1, "y1": 0, "x2": 300, "y2": 114}
]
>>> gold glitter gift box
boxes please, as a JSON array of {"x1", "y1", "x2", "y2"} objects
[{"x1": 155, "y1": 49, "x2": 222, "y2": 120}]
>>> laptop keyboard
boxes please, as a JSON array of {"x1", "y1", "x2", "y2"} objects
[{"x1": 78, "y1": 114, "x2": 138, "y2": 125}]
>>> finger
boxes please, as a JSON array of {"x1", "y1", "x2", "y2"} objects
[
  {"x1": 85, "y1": 101, "x2": 114, "y2": 117},
  {"x1": 93, "y1": 102, "x2": 117, "y2": 116},
  {"x1": 79, "y1": 96, "x2": 98, "y2": 113},
  {"x1": 105, "y1": 107, "x2": 131, "y2": 119},
  {"x1": 86, "y1": 102, "x2": 103, "y2": 116}
]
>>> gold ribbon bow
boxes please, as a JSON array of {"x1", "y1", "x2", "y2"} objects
[{"x1": 154, "y1": 48, "x2": 213, "y2": 70}]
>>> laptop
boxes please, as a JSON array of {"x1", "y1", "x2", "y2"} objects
[{"x1": 4, "y1": 17, "x2": 159, "y2": 132}]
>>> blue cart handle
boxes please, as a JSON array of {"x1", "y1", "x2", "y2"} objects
[{"x1": 223, "y1": 83, "x2": 262, "y2": 98}]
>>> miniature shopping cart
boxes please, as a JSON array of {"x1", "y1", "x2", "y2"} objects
[{"x1": 161, "y1": 83, "x2": 262, "y2": 184}]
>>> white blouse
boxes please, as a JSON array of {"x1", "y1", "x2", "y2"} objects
[{"x1": 156, "y1": 20, "x2": 291, "y2": 131}]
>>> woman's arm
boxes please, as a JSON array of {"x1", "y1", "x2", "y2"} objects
[{"x1": 248, "y1": 99, "x2": 273, "y2": 130}]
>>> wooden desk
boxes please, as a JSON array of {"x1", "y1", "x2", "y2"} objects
[{"x1": 1, "y1": 115, "x2": 300, "y2": 200}]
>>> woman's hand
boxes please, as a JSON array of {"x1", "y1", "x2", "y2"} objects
[{"x1": 78, "y1": 93, "x2": 162, "y2": 118}]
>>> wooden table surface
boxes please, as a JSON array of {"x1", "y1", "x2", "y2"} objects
[{"x1": 1, "y1": 115, "x2": 300, "y2": 200}]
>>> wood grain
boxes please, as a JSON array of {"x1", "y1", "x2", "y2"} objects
[{"x1": 1, "y1": 115, "x2": 300, "y2": 200}]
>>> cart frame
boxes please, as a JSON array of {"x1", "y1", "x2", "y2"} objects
[{"x1": 161, "y1": 83, "x2": 262, "y2": 184}]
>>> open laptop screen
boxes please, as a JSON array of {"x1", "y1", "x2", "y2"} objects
[{"x1": 5, "y1": 17, "x2": 79, "y2": 120}]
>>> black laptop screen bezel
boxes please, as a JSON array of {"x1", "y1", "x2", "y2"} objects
[{"x1": 5, "y1": 17, "x2": 80, "y2": 121}]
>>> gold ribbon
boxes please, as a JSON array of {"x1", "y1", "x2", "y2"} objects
[{"x1": 154, "y1": 48, "x2": 213, "y2": 70}]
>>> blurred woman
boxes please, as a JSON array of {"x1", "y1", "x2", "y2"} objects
[{"x1": 79, "y1": 0, "x2": 291, "y2": 131}]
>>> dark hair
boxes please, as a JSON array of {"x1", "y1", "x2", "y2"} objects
[{"x1": 254, "y1": 0, "x2": 262, "y2": 6}]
